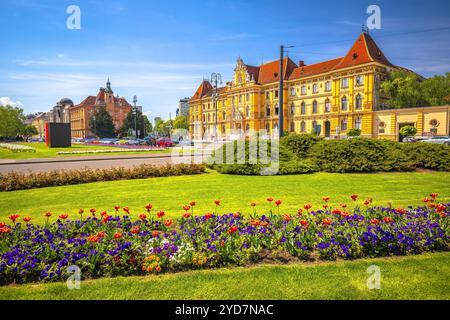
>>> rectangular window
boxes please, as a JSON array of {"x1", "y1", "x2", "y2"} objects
[
  {"x1": 355, "y1": 75, "x2": 364, "y2": 86},
  {"x1": 312, "y1": 84, "x2": 318, "y2": 93},
  {"x1": 301, "y1": 86, "x2": 307, "y2": 95},
  {"x1": 341, "y1": 78, "x2": 349, "y2": 88},
  {"x1": 325, "y1": 81, "x2": 331, "y2": 92},
  {"x1": 275, "y1": 90, "x2": 279, "y2": 98}
]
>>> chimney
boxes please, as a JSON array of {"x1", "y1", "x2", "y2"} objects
[{"x1": 299, "y1": 60, "x2": 306, "y2": 67}]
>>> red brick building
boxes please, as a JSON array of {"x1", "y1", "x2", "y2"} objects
[{"x1": 70, "y1": 79, "x2": 133, "y2": 138}]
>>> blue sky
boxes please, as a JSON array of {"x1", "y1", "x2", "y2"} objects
[{"x1": 0, "y1": 0, "x2": 449, "y2": 119}]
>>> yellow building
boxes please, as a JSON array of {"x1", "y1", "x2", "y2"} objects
[
  {"x1": 31, "y1": 112, "x2": 51, "y2": 140},
  {"x1": 189, "y1": 32, "x2": 450, "y2": 141}
]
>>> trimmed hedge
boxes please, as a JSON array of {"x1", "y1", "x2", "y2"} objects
[
  {"x1": 0, "y1": 163, "x2": 206, "y2": 192},
  {"x1": 210, "y1": 133, "x2": 450, "y2": 175}
]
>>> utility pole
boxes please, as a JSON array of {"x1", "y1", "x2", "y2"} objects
[
  {"x1": 279, "y1": 45, "x2": 295, "y2": 138},
  {"x1": 211, "y1": 73, "x2": 222, "y2": 142},
  {"x1": 279, "y1": 45, "x2": 284, "y2": 138}
]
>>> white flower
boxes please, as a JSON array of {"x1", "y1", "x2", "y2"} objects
[{"x1": 0, "y1": 143, "x2": 36, "y2": 153}]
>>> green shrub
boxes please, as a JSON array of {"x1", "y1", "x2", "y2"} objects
[
  {"x1": 310, "y1": 138, "x2": 414, "y2": 173},
  {"x1": 0, "y1": 163, "x2": 206, "y2": 192},
  {"x1": 400, "y1": 125, "x2": 417, "y2": 137},
  {"x1": 280, "y1": 134, "x2": 322, "y2": 158},
  {"x1": 347, "y1": 128, "x2": 362, "y2": 137},
  {"x1": 400, "y1": 143, "x2": 450, "y2": 171}
]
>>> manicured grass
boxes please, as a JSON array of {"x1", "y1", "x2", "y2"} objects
[
  {"x1": 1, "y1": 171, "x2": 449, "y2": 224},
  {"x1": 1, "y1": 252, "x2": 448, "y2": 300},
  {"x1": 0, "y1": 142, "x2": 170, "y2": 159}
]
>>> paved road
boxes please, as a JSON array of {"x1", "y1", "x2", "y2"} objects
[{"x1": 0, "y1": 153, "x2": 207, "y2": 173}]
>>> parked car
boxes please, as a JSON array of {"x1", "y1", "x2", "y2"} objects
[
  {"x1": 98, "y1": 138, "x2": 118, "y2": 145},
  {"x1": 401, "y1": 136, "x2": 417, "y2": 143},
  {"x1": 157, "y1": 137, "x2": 176, "y2": 147},
  {"x1": 420, "y1": 136, "x2": 450, "y2": 146}
]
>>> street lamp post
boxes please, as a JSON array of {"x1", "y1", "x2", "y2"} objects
[
  {"x1": 133, "y1": 95, "x2": 138, "y2": 139},
  {"x1": 92, "y1": 115, "x2": 96, "y2": 138},
  {"x1": 211, "y1": 73, "x2": 222, "y2": 142}
]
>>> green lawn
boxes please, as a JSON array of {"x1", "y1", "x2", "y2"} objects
[
  {"x1": 0, "y1": 142, "x2": 171, "y2": 159},
  {"x1": 1, "y1": 252, "x2": 448, "y2": 300},
  {"x1": 1, "y1": 171, "x2": 449, "y2": 224}
]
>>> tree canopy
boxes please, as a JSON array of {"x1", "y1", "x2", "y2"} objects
[
  {"x1": 0, "y1": 105, "x2": 26, "y2": 138},
  {"x1": 89, "y1": 106, "x2": 115, "y2": 138},
  {"x1": 120, "y1": 109, "x2": 151, "y2": 138},
  {"x1": 381, "y1": 71, "x2": 450, "y2": 109}
]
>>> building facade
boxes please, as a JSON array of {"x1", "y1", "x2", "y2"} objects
[
  {"x1": 177, "y1": 98, "x2": 190, "y2": 117},
  {"x1": 70, "y1": 80, "x2": 133, "y2": 138},
  {"x1": 189, "y1": 32, "x2": 450, "y2": 141}
]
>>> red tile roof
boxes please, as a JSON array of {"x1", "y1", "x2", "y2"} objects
[
  {"x1": 190, "y1": 80, "x2": 214, "y2": 101},
  {"x1": 251, "y1": 57, "x2": 297, "y2": 85},
  {"x1": 289, "y1": 58, "x2": 342, "y2": 80}
]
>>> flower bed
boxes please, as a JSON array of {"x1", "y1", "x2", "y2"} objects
[
  {"x1": 57, "y1": 147, "x2": 167, "y2": 155},
  {"x1": 0, "y1": 195, "x2": 448, "y2": 285},
  {"x1": 0, "y1": 143, "x2": 36, "y2": 153}
]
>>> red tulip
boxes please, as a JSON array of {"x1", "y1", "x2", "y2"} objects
[
  {"x1": 430, "y1": 193, "x2": 438, "y2": 200},
  {"x1": 183, "y1": 212, "x2": 191, "y2": 219},
  {"x1": 363, "y1": 200, "x2": 370, "y2": 206},
  {"x1": 23, "y1": 216, "x2": 32, "y2": 223},
  {"x1": 267, "y1": 197, "x2": 273, "y2": 202},
  {"x1": 102, "y1": 215, "x2": 111, "y2": 224},
  {"x1": 340, "y1": 203, "x2": 348, "y2": 209},
  {"x1": 0, "y1": 222, "x2": 6, "y2": 228},
  {"x1": 323, "y1": 196, "x2": 330, "y2": 202},
  {"x1": 205, "y1": 212, "x2": 213, "y2": 220},
  {"x1": 233, "y1": 212, "x2": 240, "y2": 219},
  {"x1": 0, "y1": 227, "x2": 11, "y2": 234},
  {"x1": 131, "y1": 226, "x2": 140, "y2": 234},
  {"x1": 157, "y1": 211, "x2": 165, "y2": 219},
  {"x1": 189, "y1": 201, "x2": 196, "y2": 207},
  {"x1": 88, "y1": 235, "x2": 100, "y2": 243},
  {"x1": 114, "y1": 205, "x2": 120, "y2": 212},
  {"x1": 275, "y1": 200, "x2": 282, "y2": 207},
  {"x1": 145, "y1": 204, "x2": 153, "y2": 212},
  {"x1": 370, "y1": 218, "x2": 380, "y2": 225},
  {"x1": 114, "y1": 232, "x2": 122, "y2": 239},
  {"x1": 90, "y1": 208, "x2": 97, "y2": 216},
  {"x1": 152, "y1": 231, "x2": 159, "y2": 238},
  {"x1": 300, "y1": 220, "x2": 308, "y2": 227},
  {"x1": 395, "y1": 208, "x2": 406, "y2": 215},
  {"x1": 164, "y1": 219, "x2": 173, "y2": 227},
  {"x1": 322, "y1": 218, "x2": 333, "y2": 225},
  {"x1": 304, "y1": 204, "x2": 312, "y2": 211},
  {"x1": 282, "y1": 214, "x2": 291, "y2": 222},
  {"x1": 383, "y1": 217, "x2": 393, "y2": 223},
  {"x1": 183, "y1": 205, "x2": 191, "y2": 211},
  {"x1": 97, "y1": 231, "x2": 106, "y2": 238},
  {"x1": 8, "y1": 214, "x2": 20, "y2": 223},
  {"x1": 297, "y1": 208, "x2": 303, "y2": 215},
  {"x1": 59, "y1": 214, "x2": 69, "y2": 220},
  {"x1": 123, "y1": 206, "x2": 130, "y2": 214},
  {"x1": 228, "y1": 225, "x2": 238, "y2": 234},
  {"x1": 139, "y1": 213, "x2": 148, "y2": 221},
  {"x1": 351, "y1": 194, "x2": 359, "y2": 201},
  {"x1": 332, "y1": 209, "x2": 342, "y2": 215},
  {"x1": 341, "y1": 211, "x2": 350, "y2": 217},
  {"x1": 250, "y1": 202, "x2": 257, "y2": 207},
  {"x1": 44, "y1": 212, "x2": 52, "y2": 218},
  {"x1": 214, "y1": 200, "x2": 221, "y2": 206}
]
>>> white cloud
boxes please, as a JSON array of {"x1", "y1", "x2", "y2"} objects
[{"x1": 0, "y1": 97, "x2": 23, "y2": 108}]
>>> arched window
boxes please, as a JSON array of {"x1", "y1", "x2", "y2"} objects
[
  {"x1": 274, "y1": 103, "x2": 279, "y2": 116},
  {"x1": 291, "y1": 103, "x2": 295, "y2": 115},
  {"x1": 325, "y1": 99, "x2": 331, "y2": 112},
  {"x1": 341, "y1": 118, "x2": 348, "y2": 131},
  {"x1": 300, "y1": 121, "x2": 306, "y2": 133},
  {"x1": 266, "y1": 104, "x2": 271, "y2": 117},
  {"x1": 290, "y1": 122, "x2": 295, "y2": 132},
  {"x1": 312, "y1": 100, "x2": 318, "y2": 113},
  {"x1": 312, "y1": 83, "x2": 318, "y2": 93},
  {"x1": 246, "y1": 106, "x2": 250, "y2": 118},
  {"x1": 301, "y1": 102, "x2": 306, "y2": 114},
  {"x1": 341, "y1": 96, "x2": 348, "y2": 111},
  {"x1": 245, "y1": 123, "x2": 250, "y2": 132},
  {"x1": 222, "y1": 111, "x2": 226, "y2": 121},
  {"x1": 355, "y1": 94, "x2": 362, "y2": 110},
  {"x1": 355, "y1": 117, "x2": 362, "y2": 130},
  {"x1": 265, "y1": 123, "x2": 270, "y2": 133}
]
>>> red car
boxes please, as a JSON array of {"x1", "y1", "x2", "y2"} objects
[{"x1": 156, "y1": 138, "x2": 176, "y2": 147}]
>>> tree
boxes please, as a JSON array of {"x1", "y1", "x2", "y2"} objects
[
  {"x1": 120, "y1": 110, "x2": 150, "y2": 138},
  {"x1": 399, "y1": 125, "x2": 417, "y2": 138},
  {"x1": 421, "y1": 73, "x2": 450, "y2": 106},
  {"x1": 20, "y1": 125, "x2": 38, "y2": 141},
  {"x1": 89, "y1": 106, "x2": 115, "y2": 138},
  {"x1": 381, "y1": 70, "x2": 424, "y2": 108},
  {"x1": 0, "y1": 105, "x2": 26, "y2": 138},
  {"x1": 173, "y1": 116, "x2": 189, "y2": 130}
]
